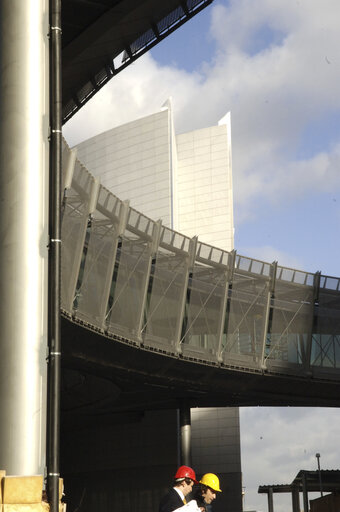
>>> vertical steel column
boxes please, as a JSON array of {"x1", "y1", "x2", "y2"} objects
[
  {"x1": 216, "y1": 274, "x2": 229, "y2": 361},
  {"x1": 136, "y1": 220, "x2": 162, "y2": 338},
  {"x1": 175, "y1": 237, "x2": 197, "y2": 353},
  {"x1": 101, "y1": 201, "x2": 129, "y2": 329},
  {"x1": 260, "y1": 261, "x2": 277, "y2": 370},
  {"x1": 267, "y1": 487, "x2": 274, "y2": 512},
  {"x1": 302, "y1": 472, "x2": 309, "y2": 512},
  {"x1": 179, "y1": 401, "x2": 191, "y2": 467},
  {"x1": 305, "y1": 272, "x2": 321, "y2": 373},
  {"x1": 291, "y1": 486, "x2": 300, "y2": 512},
  {"x1": 47, "y1": 1, "x2": 62, "y2": 512},
  {"x1": 0, "y1": 0, "x2": 49, "y2": 475},
  {"x1": 316, "y1": 453, "x2": 323, "y2": 497},
  {"x1": 217, "y1": 250, "x2": 236, "y2": 362}
]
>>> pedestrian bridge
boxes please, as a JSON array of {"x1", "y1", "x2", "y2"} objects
[{"x1": 60, "y1": 140, "x2": 340, "y2": 410}]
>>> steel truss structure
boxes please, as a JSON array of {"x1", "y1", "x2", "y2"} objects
[{"x1": 61, "y1": 140, "x2": 340, "y2": 381}]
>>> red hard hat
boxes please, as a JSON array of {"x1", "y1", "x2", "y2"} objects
[{"x1": 174, "y1": 465, "x2": 198, "y2": 483}]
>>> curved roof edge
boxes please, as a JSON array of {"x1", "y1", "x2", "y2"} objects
[{"x1": 62, "y1": 0, "x2": 214, "y2": 124}]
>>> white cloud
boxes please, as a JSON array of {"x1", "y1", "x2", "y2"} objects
[
  {"x1": 63, "y1": 56, "x2": 202, "y2": 146},
  {"x1": 64, "y1": 0, "x2": 340, "y2": 226},
  {"x1": 203, "y1": 1, "x2": 340, "y2": 216}
]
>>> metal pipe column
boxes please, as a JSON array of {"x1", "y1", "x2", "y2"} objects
[
  {"x1": 179, "y1": 402, "x2": 192, "y2": 467},
  {"x1": 47, "y1": 1, "x2": 62, "y2": 511},
  {"x1": 302, "y1": 473, "x2": 309, "y2": 512},
  {"x1": 0, "y1": 0, "x2": 49, "y2": 474},
  {"x1": 316, "y1": 453, "x2": 323, "y2": 497},
  {"x1": 291, "y1": 486, "x2": 300, "y2": 512},
  {"x1": 267, "y1": 487, "x2": 274, "y2": 512}
]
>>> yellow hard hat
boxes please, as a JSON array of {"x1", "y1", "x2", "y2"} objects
[{"x1": 199, "y1": 473, "x2": 222, "y2": 492}]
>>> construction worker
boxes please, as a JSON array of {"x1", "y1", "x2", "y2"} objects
[
  {"x1": 193, "y1": 473, "x2": 222, "y2": 511},
  {"x1": 159, "y1": 465, "x2": 198, "y2": 512}
]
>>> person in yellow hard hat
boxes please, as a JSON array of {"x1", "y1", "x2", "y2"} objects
[{"x1": 193, "y1": 473, "x2": 222, "y2": 511}]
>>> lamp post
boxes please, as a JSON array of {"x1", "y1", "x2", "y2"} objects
[{"x1": 316, "y1": 453, "x2": 323, "y2": 497}]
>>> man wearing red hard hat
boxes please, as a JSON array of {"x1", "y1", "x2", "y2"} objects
[{"x1": 159, "y1": 465, "x2": 198, "y2": 512}]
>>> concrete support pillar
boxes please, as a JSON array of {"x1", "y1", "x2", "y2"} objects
[
  {"x1": 0, "y1": 0, "x2": 49, "y2": 475},
  {"x1": 267, "y1": 487, "x2": 274, "y2": 512},
  {"x1": 179, "y1": 402, "x2": 191, "y2": 467}
]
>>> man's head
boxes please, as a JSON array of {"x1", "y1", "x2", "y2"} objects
[
  {"x1": 174, "y1": 465, "x2": 198, "y2": 496},
  {"x1": 176, "y1": 477, "x2": 195, "y2": 497},
  {"x1": 199, "y1": 473, "x2": 222, "y2": 504}
]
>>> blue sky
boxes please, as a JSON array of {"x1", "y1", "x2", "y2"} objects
[
  {"x1": 64, "y1": 2, "x2": 340, "y2": 510},
  {"x1": 64, "y1": 0, "x2": 340, "y2": 277}
]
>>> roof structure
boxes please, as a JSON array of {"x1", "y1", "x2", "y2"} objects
[
  {"x1": 62, "y1": 0, "x2": 214, "y2": 123},
  {"x1": 293, "y1": 470, "x2": 340, "y2": 492},
  {"x1": 258, "y1": 470, "x2": 340, "y2": 495},
  {"x1": 258, "y1": 471, "x2": 340, "y2": 512}
]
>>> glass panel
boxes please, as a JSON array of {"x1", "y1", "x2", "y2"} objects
[
  {"x1": 75, "y1": 188, "x2": 122, "y2": 328},
  {"x1": 236, "y1": 254, "x2": 271, "y2": 277},
  {"x1": 127, "y1": 207, "x2": 154, "y2": 238},
  {"x1": 311, "y1": 334, "x2": 340, "y2": 368},
  {"x1": 277, "y1": 265, "x2": 314, "y2": 286},
  {"x1": 162, "y1": 226, "x2": 191, "y2": 252},
  {"x1": 107, "y1": 237, "x2": 151, "y2": 340},
  {"x1": 265, "y1": 280, "x2": 313, "y2": 368},
  {"x1": 311, "y1": 281, "x2": 340, "y2": 368},
  {"x1": 320, "y1": 275, "x2": 340, "y2": 291},
  {"x1": 223, "y1": 270, "x2": 270, "y2": 368},
  {"x1": 143, "y1": 250, "x2": 188, "y2": 351},
  {"x1": 181, "y1": 265, "x2": 227, "y2": 360}
]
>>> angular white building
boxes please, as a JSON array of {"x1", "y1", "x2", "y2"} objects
[
  {"x1": 73, "y1": 102, "x2": 241, "y2": 512},
  {"x1": 76, "y1": 99, "x2": 234, "y2": 252}
]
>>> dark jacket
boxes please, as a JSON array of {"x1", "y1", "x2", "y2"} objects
[
  {"x1": 159, "y1": 488, "x2": 186, "y2": 512},
  {"x1": 192, "y1": 487, "x2": 207, "y2": 512}
]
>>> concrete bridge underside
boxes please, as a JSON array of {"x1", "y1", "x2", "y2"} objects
[
  {"x1": 61, "y1": 314, "x2": 340, "y2": 428},
  {"x1": 60, "y1": 139, "x2": 340, "y2": 427}
]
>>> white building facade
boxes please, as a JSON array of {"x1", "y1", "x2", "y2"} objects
[
  {"x1": 73, "y1": 102, "x2": 241, "y2": 512},
  {"x1": 76, "y1": 100, "x2": 234, "y2": 252}
]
